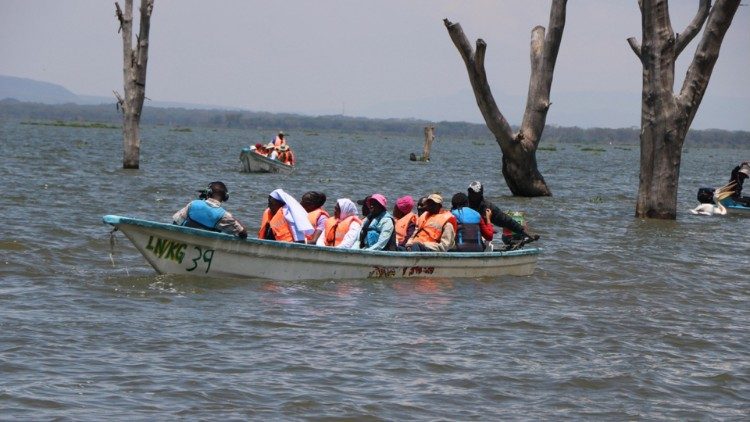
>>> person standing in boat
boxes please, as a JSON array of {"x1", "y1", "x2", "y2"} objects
[
  {"x1": 273, "y1": 131, "x2": 287, "y2": 147},
  {"x1": 727, "y1": 162, "x2": 750, "y2": 206},
  {"x1": 258, "y1": 189, "x2": 314, "y2": 243},
  {"x1": 172, "y1": 181, "x2": 247, "y2": 238},
  {"x1": 404, "y1": 194, "x2": 457, "y2": 252},
  {"x1": 466, "y1": 181, "x2": 538, "y2": 244},
  {"x1": 317, "y1": 198, "x2": 362, "y2": 248},
  {"x1": 359, "y1": 194, "x2": 396, "y2": 251},
  {"x1": 450, "y1": 193, "x2": 494, "y2": 252},
  {"x1": 392, "y1": 195, "x2": 417, "y2": 249},
  {"x1": 300, "y1": 191, "x2": 329, "y2": 244}
]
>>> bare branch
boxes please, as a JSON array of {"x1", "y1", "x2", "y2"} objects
[
  {"x1": 675, "y1": 0, "x2": 711, "y2": 57},
  {"x1": 627, "y1": 37, "x2": 643, "y2": 62},
  {"x1": 678, "y1": 0, "x2": 742, "y2": 126},
  {"x1": 443, "y1": 18, "x2": 515, "y2": 144},
  {"x1": 115, "y1": 2, "x2": 124, "y2": 33}
]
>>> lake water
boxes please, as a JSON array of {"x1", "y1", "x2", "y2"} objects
[{"x1": 1, "y1": 119, "x2": 748, "y2": 419}]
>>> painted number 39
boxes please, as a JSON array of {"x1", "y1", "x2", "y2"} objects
[{"x1": 185, "y1": 246, "x2": 214, "y2": 273}]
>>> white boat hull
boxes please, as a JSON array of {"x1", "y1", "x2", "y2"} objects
[
  {"x1": 104, "y1": 216, "x2": 540, "y2": 281},
  {"x1": 239, "y1": 148, "x2": 295, "y2": 174}
]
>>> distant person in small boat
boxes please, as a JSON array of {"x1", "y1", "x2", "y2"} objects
[
  {"x1": 727, "y1": 162, "x2": 750, "y2": 206},
  {"x1": 393, "y1": 195, "x2": 417, "y2": 249},
  {"x1": 172, "y1": 181, "x2": 247, "y2": 238},
  {"x1": 274, "y1": 131, "x2": 287, "y2": 147},
  {"x1": 405, "y1": 194, "x2": 457, "y2": 252},
  {"x1": 300, "y1": 191, "x2": 329, "y2": 244},
  {"x1": 277, "y1": 144, "x2": 295, "y2": 166},
  {"x1": 359, "y1": 194, "x2": 396, "y2": 251},
  {"x1": 258, "y1": 189, "x2": 314, "y2": 243},
  {"x1": 317, "y1": 198, "x2": 362, "y2": 248},
  {"x1": 467, "y1": 181, "x2": 538, "y2": 244},
  {"x1": 450, "y1": 193, "x2": 493, "y2": 252},
  {"x1": 266, "y1": 143, "x2": 279, "y2": 160}
]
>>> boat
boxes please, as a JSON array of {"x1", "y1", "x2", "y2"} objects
[
  {"x1": 720, "y1": 197, "x2": 750, "y2": 215},
  {"x1": 103, "y1": 215, "x2": 541, "y2": 281},
  {"x1": 239, "y1": 147, "x2": 295, "y2": 175}
]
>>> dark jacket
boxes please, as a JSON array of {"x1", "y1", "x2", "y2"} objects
[{"x1": 468, "y1": 198, "x2": 526, "y2": 235}]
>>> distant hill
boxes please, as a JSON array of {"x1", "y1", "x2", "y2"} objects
[
  {"x1": 0, "y1": 75, "x2": 83, "y2": 104},
  {"x1": 1, "y1": 99, "x2": 748, "y2": 148},
  {"x1": 0, "y1": 75, "x2": 238, "y2": 110}
]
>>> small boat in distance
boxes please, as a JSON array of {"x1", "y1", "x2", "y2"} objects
[
  {"x1": 103, "y1": 215, "x2": 541, "y2": 281},
  {"x1": 239, "y1": 147, "x2": 295, "y2": 175}
]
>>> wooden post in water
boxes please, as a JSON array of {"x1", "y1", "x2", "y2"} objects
[{"x1": 422, "y1": 126, "x2": 435, "y2": 162}]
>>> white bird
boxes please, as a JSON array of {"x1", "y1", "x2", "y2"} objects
[{"x1": 690, "y1": 191, "x2": 729, "y2": 216}]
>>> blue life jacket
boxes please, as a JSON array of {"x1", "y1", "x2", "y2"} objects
[
  {"x1": 451, "y1": 207, "x2": 483, "y2": 252},
  {"x1": 183, "y1": 200, "x2": 226, "y2": 232},
  {"x1": 362, "y1": 211, "x2": 397, "y2": 250}
]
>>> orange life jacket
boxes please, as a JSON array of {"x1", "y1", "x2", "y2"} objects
[
  {"x1": 258, "y1": 208, "x2": 294, "y2": 242},
  {"x1": 305, "y1": 208, "x2": 329, "y2": 242},
  {"x1": 412, "y1": 210, "x2": 458, "y2": 244},
  {"x1": 322, "y1": 215, "x2": 361, "y2": 246},
  {"x1": 395, "y1": 212, "x2": 417, "y2": 245},
  {"x1": 278, "y1": 151, "x2": 293, "y2": 165}
]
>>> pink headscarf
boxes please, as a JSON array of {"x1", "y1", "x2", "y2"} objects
[{"x1": 395, "y1": 195, "x2": 414, "y2": 214}]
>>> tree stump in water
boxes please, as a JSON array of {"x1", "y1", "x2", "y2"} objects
[{"x1": 422, "y1": 126, "x2": 435, "y2": 162}]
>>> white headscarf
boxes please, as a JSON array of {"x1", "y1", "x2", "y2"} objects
[
  {"x1": 270, "y1": 189, "x2": 314, "y2": 239},
  {"x1": 337, "y1": 198, "x2": 359, "y2": 219}
]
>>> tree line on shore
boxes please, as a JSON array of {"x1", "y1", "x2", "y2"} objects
[{"x1": 1, "y1": 99, "x2": 747, "y2": 148}]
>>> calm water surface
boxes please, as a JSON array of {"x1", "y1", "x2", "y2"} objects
[{"x1": 1, "y1": 120, "x2": 748, "y2": 419}]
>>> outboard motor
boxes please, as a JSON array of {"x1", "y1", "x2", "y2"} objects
[{"x1": 697, "y1": 187, "x2": 715, "y2": 204}]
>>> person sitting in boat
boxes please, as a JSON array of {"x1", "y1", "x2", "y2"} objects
[
  {"x1": 404, "y1": 194, "x2": 457, "y2": 252},
  {"x1": 359, "y1": 194, "x2": 396, "y2": 251},
  {"x1": 265, "y1": 143, "x2": 279, "y2": 160},
  {"x1": 317, "y1": 198, "x2": 362, "y2": 248},
  {"x1": 450, "y1": 193, "x2": 494, "y2": 252},
  {"x1": 467, "y1": 181, "x2": 538, "y2": 245},
  {"x1": 274, "y1": 131, "x2": 287, "y2": 147},
  {"x1": 172, "y1": 181, "x2": 247, "y2": 238},
  {"x1": 277, "y1": 144, "x2": 296, "y2": 166},
  {"x1": 258, "y1": 189, "x2": 314, "y2": 243},
  {"x1": 393, "y1": 195, "x2": 417, "y2": 249},
  {"x1": 727, "y1": 161, "x2": 750, "y2": 206},
  {"x1": 416, "y1": 196, "x2": 428, "y2": 217},
  {"x1": 356, "y1": 195, "x2": 372, "y2": 220},
  {"x1": 300, "y1": 191, "x2": 329, "y2": 244}
]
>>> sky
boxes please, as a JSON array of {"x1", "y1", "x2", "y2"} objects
[{"x1": 1, "y1": 0, "x2": 749, "y2": 129}]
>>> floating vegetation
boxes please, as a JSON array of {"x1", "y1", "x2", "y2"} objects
[
  {"x1": 21, "y1": 120, "x2": 117, "y2": 129},
  {"x1": 615, "y1": 146, "x2": 632, "y2": 151},
  {"x1": 170, "y1": 127, "x2": 192, "y2": 132},
  {"x1": 581, "y1": 147, "x2": 606, "y2": 152},
  {"x1": 589, "y1": 195, "x2": 604, "y2": 204},
  {"x1": 538, "y1": 146, "x2": 557, "y2": 151},
  {"x1": 472, "y1": 141, "x2": 485, "y2": 146},
  {"x1": 304, "y1": 131, "x2": 319, "y2": 136}
]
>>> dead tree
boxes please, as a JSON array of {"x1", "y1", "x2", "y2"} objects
[
  {"x1": 444, "y1": 0, "x2": 567, "y2": 196},
  {"x1": 422, "y1": 126, "x2": 435, "y2": 161},
  {"x1": 627, "y1": 0, "x2": 741, "y2": 219},
  {"x1": 114, "y1": 0, "x2": 154, "y2": 169}
]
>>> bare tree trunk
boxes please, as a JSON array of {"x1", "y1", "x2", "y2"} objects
[
  {"x1": 114, "y1": 0, "x2": 154, "y2": 169},
  {"x1": 422, "y1": 126, "x2": 435, "y2": 162},
  {"x1": 444, "y1": 0, "x2": 566, "y2": 197},
  {"x1": 627, "y1": 0, "x2": 740, "y2": 219}
]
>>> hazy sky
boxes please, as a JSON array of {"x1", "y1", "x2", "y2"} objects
[{"x1": 1, "y1": 0, "x2": 749, "y2": 129}]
